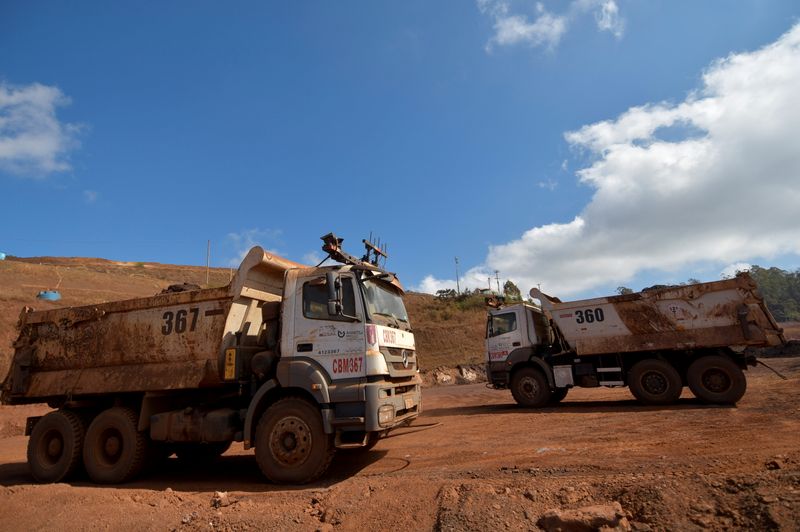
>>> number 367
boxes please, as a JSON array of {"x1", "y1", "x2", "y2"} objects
[{"x1": 162, "y1": 308, "x2": 199, "y2": 335}]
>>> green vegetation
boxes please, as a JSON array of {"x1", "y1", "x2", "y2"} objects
[{"x1": 746, "y1": 266, "x2": 800, "y2": 321}]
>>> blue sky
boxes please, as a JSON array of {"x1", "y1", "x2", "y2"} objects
[{"x1": 2, "y1": 1, "x2": 800, "y2": 298}]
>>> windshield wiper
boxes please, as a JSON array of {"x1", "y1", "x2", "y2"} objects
[{"x1": 372, "y1": 312, "x2": 401, "y2": 329}]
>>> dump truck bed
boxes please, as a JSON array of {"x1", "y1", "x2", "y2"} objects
[
  {"x1": 2, "y1": 247, "x2": 304, "y2": 403},
  {"x1": 530, "y1": 273, "x2": 785, "y2": 356}
]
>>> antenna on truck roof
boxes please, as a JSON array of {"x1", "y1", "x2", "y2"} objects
[
  {"x1": 320, "y1": 232, "x2": 389, "y2": 269},
  {"x1": 362, "y1": 231, "x2": 388, "y2": 267}
]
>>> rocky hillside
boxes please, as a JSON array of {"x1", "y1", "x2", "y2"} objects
[{"x1": 0, "y1": 256, "x2": 486, "y2": 377}]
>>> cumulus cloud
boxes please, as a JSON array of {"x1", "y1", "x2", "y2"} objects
[
  {"x1": 226, "y1": 228, "x2": 284, "y2": 266},
  {"x1": 419, "y1": 23, "x2": 800, "y2": 297},
  {"x1": 412, "y1": 266, "x2": 498, "y2": 294},
  {"x1": 479, "y1": 0, "x2": 624, "y2": 52},
  {"x1": 0, "y1": 82, "x2": 81, "y2": 177},
  {"x1": 720, "y1": 262, "x2": 752, "y2": 279}
]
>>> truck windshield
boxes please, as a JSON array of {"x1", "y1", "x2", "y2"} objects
[{"x1": 362, "y1": 279, "x2": 409, "y2": 329}]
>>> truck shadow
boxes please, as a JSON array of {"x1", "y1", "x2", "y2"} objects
[
  {"x1": 423, "y1": 398, "x2": 735, "y2": 417},
  {"x1": 0, "y1": 450, "x2": 391, "y2": 492}
]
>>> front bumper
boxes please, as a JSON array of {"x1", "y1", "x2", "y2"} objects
[{"x1": 363, "y1": 374, "x2": 422, "y2": 431}]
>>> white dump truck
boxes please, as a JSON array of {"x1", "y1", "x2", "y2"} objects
[
  {"x1": 485, "y1": 274, "x2": 785, "y2": 407},
  {"x1": 2, "y1": 234, "x2": 421, "y2": 484}
]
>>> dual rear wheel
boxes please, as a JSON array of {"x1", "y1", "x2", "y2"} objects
[
  {"x1": 628, "y1": 355, "x2": 746, "y2": 405},
  {"x1": 27, "y1": 406, "x2": 148, "y2": 484}
]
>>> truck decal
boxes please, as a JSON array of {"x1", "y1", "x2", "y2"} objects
[
  {"x1": 161, "y1": 308, "x2": 200, "y2": 335},
  {"x1": 575, "y1": 308, "x2": 605, "y2": 324},
  {"x1": 332, "y1": 356, "x2": 363, "y2": 375}
]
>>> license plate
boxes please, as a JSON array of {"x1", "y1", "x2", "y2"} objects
[{"x1": 404, "y1": 395, "x2": 414, "y2": 410}]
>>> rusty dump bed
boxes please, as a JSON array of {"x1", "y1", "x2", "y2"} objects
[
  {"x1": 2, "y1": 247, "x2": 304, "y2": 404},
  {"x1": 530, "y1": 273, "x2": 786, "y2": 356}
]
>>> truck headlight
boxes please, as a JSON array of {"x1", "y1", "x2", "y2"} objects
[{"x1": 378, "y1": 405, "x2": 395, "y2": 427}]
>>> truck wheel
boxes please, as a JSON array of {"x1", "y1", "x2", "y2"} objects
[
  {"x1": 83, "y1": 407, "x2": 148, "y2": 484},
  {"x1": 550, "y1": 388, "x2": 569, "y2": 404},
  {"x1": 174, "y1": 442, "x2": 231, "y2": 462},
  {"x1": 510, "y1": 367, "x2": 552, "y2": 407},
  {"x1": 687, "y1": 355, "x2": 747, "y2": 404},
  {"x1": 27, "y1": 410, "x2": 85, "y2": 483},
  {"x1": 255, "y1": 397, "x2": 334, "y2": 484},
  {"x1": 628, "y1": 359, "x2": 682, "y2": 405}
]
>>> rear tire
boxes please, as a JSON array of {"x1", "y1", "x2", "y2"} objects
[
  {"x1": 27, "y1": 410, "x2": 85, "y2": 483},
  {"x1": 510, "y1": 367, "x2": 552, "y2": 407},
  {"x1": 255, "y1": 397, "x2": 334, "y2": 484},
  {"x1": 83, "y1": 407, "x2": 147, "y2": 484},
  {"x1": 687, "y1": 355, "x2": 746, "y2": 404},
  {"x1": 628, "y1": 359, "x2": 682, "y2": 405}
]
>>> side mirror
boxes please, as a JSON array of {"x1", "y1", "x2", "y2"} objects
[{"x1": 326, "y1": 272, "x2": 342, "y2": 315}]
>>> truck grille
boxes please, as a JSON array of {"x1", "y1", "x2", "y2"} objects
[{"x1": 381, "y1": 347, "x2": 416, "y2": 372}]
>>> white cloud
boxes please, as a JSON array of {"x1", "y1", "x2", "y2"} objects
[
  {"x1": 412, "y1": 266, "x2": 497, "y2": 294},
  {"x1": 302, "y1": 251, "x2": 325, "y2": 265},
  {"x1": 479, "y1": 0, "x2": 624, "y2": 52},
  {"x1": 720, "y1": 262, "x2": 752, "y2": 279},
  {"x1": 419, "y1": 24, "x2": 800, "y2": 297},
  {"x1": 83, "y1": 189, "x2": 98, "y2": 204},
  {"x1": 226, "y1": 228, "x2": 284, "y2": 267},
  {"x1": 590, "y1": 0, "x2": 624, "y2": 38},
  {"x1": 0, "y1": 82, "x2": 81, "y2": 177}
]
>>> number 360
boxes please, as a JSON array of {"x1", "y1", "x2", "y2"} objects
[{"x1": 575, "y1": 308, "x2": 605, "y2": 324}]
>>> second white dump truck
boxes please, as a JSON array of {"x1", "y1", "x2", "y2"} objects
[
  {"x1": 486, "y1": 274, "x2": 785, "y2": 407},
  {"x1": 2, "y1": 234, "x2": 421, "y2": 484}
]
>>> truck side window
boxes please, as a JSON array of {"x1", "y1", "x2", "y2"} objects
[
  {"x1": 303, "y1": 278, "x2": 357, "y2": 321},
  {"x1": 489, "y1": 312, "x2": 517, "y2": 337}
]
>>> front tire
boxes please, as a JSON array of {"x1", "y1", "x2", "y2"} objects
[
  {"x1": 510, "y1": 367, "x2": 552, "y2": 407},
  {"x1": 687, "y1": 355, "x2": 746, "y2": 404},
  {"x1": 83, "y1": 407, "x2": 147, "y2": 484},
  {"x1": 27, "y1": 410, "x2": 85, "y2": 483},
  {"x1": 255, "y1": 397, "x2": 334, "y2": 484},
  {"x1": 628, "y1": 359, "x2": 682, "y2": 405}
]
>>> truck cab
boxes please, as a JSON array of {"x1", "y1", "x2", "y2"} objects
[{"x1": 485, "y1": 303, "x2": 553, "y2": 389}]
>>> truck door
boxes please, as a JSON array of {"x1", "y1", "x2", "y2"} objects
[
  {"x1": 486, "y1": 309, "x2": 523, "y2": 363},
  {"x1": 293, "y1": 274, "x2": 367, "y2": 382}
]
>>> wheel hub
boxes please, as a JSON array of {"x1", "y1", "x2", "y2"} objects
[
  {"x1": 642, "y1": 371, "x2": 668, "y2": 395},
  {"x1": 703, "y1": 369, "x2": 731, "y2": 393},
  {"x1": 46, "y1": 435, "x2": 63, "y2": 459},
  {"x1": 100, "y1": 429, "x2": 123, "y2": 463},
  {"x1": 270, "y1": 416, "x2": 311, "y2": 466},
  {"x1": 520, "y1": 377, "x2": 539, "y2": 398}
]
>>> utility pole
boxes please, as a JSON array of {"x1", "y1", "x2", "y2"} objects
[
  {"x1": 454, "y1": 257, "x2": 461, "y2": 295},
  {"x1": 206, "y1": 240, "x2": 211, "y2": 286},
  {"x1": 495, "y1": 270, "x2": 501, "y2": 294}
]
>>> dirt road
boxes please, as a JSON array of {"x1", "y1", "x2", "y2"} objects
[{"x1": 1, "y1": 359, "x2": 799, "y2": 531}]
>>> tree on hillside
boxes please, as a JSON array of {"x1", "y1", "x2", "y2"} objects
[
  {"x1": 504, "y1": 280, "x2": 522, "y2": 301},
  {"x1": 436, "y1": 288, "x2": 457, "y2": 300},
  {"x1": 616, "y1": 286, "x2": 634, "y2": 295},
  {"x1": 748, "y1": 266, "x2": 800, "y2": 321}
]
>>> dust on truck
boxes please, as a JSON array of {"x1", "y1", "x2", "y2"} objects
[
  {"x1": 485, "y1": 273, "x2": 785, "y2": 407},
  {"x1": 1, "y1": 234, "x2": 422, "y2": 484}
]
